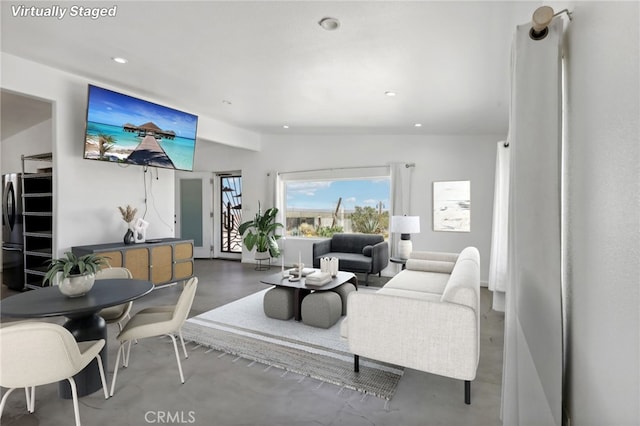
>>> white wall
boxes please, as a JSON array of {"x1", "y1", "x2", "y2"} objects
[
  {"x1": 1, "y1": 118, "x2": 53, "y2": 173},
  {"x1": 0, "y1": 53, "x2": 258, "y2": 255},
  {"x1": 564, "y1": 2, "x2": 639, "y2": 424},
  {"x1": 196, "y1": 134, "x2": 500, "y2": 282},
  {"x1": 0, "y1": 53, "x2": 172, "y2": 253},
  {"x1": 197, "y1": 115, "x2": 261, "y2": 151}
]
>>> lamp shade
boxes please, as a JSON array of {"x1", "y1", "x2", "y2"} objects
[{"x1": 390, "y1": 216, "x2": 421, "y2": 234}]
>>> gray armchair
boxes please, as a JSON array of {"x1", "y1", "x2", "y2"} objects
[{"x1": 312, "y1": 233, "x2": 389, "y2": 284}]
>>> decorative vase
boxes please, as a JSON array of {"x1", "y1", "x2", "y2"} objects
[
  {"x1": 124, "y1": 225, "x2": 135, "y2": 245},
  {"x1": 59, "y1": 273, "x2": 95, "y2": 298},
  {"x1": 320, "y1": 257, "x2": 330, "y2": 273},
  {"x1": 329, "y1": 257, "x2": 339, "y2": 277}
]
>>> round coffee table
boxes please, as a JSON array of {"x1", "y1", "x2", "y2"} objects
[{"x1": 260, "y1": 270, "x2": 357, "y2": 321}]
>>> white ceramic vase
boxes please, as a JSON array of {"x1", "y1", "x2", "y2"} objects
[
  {"x1": 59, "y1": 273, "x2": 95, "y2": 298},
  {"x1": 320, "y1": 257, "x2": 339, "y2": 277},
  {"x1": 320, "y1": 257, "x2": 330, "y2": 273},
  {"x1": 329, "y1": 257, "x2": 339, "y2": 277}
]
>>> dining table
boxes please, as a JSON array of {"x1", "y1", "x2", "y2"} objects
[{"x1": 0, "y1": 278, "x2": 154, "y2": 398}]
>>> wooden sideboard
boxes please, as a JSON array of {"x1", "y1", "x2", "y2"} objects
[{"x1": 72, "y1": 238, "x2": 194, "y2": 286}]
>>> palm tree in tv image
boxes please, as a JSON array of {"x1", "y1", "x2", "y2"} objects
[{"x1": 98, "y1": 134, "x2": 116, "y2": 160}]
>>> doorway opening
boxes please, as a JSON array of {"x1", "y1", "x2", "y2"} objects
[{"x1": 220, "y1": 174, "x2": 242, "y2": 254}]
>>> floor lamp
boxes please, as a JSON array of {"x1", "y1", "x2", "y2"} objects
[{"x1": 390, "y1": 216, "x2": 420, "y2": 259}]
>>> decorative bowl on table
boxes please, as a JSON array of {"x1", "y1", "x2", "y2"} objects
[
  {"x1": 43, "y1": 251, "x2": 109, "y2": 297},
  {"x1": 58, "y1": 273, "x2": 96, "y2": 298}
]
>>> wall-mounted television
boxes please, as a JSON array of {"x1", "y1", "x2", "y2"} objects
[{"x1": 83, "y1": 85, "x2": 198, "y2": 171}]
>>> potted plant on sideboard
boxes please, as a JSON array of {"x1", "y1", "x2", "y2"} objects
[
  {"x1": 238, "y1": 203, "x2": 284, "y2": 264},
  {"x1": 43, "y1": 251, "x2": 110, "y2": 297}
]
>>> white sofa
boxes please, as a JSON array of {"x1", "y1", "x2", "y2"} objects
[{"x1": 341, "y1": 247, "x2": 480, "y2": 404}]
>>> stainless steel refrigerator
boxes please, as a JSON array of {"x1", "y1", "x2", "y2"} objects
[{"x1": 2, "y1": 173, "x2": 24, "y2": 290}]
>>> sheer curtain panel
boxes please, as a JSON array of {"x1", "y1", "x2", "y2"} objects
[
  {"x1": 488, "y1": 142, "x2": 510, "y2": 312},
  {"x1": 389, "y1": 162, "x2": 413, "y2": 258},
  {"x1": 501, "y1": 18, "x2": 564, "y2": 426}
]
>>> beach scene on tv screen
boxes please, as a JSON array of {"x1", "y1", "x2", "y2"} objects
[{"x1": 84, "y1": 86, "x2": 197, "y2": 171}]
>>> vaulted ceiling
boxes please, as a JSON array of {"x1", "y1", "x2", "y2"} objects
[{"x1": 1, "y1": 1, "x2": 537, "y2": 135}]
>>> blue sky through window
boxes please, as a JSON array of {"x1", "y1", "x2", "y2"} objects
[{"x1": 286, "y1": 178, "x2": 390, "y2": 211}]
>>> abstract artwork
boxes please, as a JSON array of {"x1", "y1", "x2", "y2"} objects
[{"x1": 433, "y1": 180, "x2": 470, "y2": 232}]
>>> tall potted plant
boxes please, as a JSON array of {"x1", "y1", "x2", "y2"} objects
[{"x1": 238, "y1": 203, "x2": 284, "y2": 259}]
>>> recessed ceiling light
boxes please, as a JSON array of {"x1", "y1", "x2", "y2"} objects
[
  {"x1": 318, "y1": 17, "x2": 340, "y2": 31},
  {"x1": 385, "y1": 91, "x2": 397, "y2": 97},
  {"x1": 282, "y1": 125, "x2": 290, "y2": 129},
  {"x1": 414, "y1": 123, "x2": 423, "y2": 128},
  {"x1": 112, "y1": 57, "x2": 128, "y2": 64},
  {"x1": 222, "y1": 100, "x2": 232, "y2": 105}
]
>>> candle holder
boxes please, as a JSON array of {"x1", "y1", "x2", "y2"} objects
[
  {"x1": 288, "y1": 262, "x2": 303, "y2": 282},
  {"x1": 279, "y1": 237, "x2": 288, "y2": 277},
  {"x1": 288, "y1": 251, "x2": 303, "y2": 281}
]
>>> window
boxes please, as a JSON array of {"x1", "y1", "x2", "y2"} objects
[{"x1": 281, "y1": 169, "x2": 390, "y2": 238}]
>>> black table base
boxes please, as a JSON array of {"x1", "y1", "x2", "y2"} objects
[{"x1": 59, "y1": 313, "x2": 107, "y2": 399}]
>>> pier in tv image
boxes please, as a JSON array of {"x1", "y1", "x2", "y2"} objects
[{"x1": 83, "y1": 85, "x2": 198, "y2": 171}]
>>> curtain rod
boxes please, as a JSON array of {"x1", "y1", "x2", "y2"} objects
[
  {"x1": 278, "y1": 164, "x2": 413, "y2": 176},
  {"x1": 278, "y1": 163, "x2": 415, "y2": 176}
]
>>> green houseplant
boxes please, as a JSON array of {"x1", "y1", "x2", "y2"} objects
[
  {"x1": 43, "y1": 251, "x2": 110, "y2": 297},
  {"x1": 238, "y1": 203, "x2": 284, "y2": 258}
]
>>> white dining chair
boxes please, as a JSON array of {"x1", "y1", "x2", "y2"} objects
[
  {"x1": 110, "y1": 277, "x2": 198, "y2": 396},
  {"x1": 95, "y1": 267, "x2": 134, "y2": 331},
  {"x1": 0, "y1": 322, "x2": 109, "y2": 426}
]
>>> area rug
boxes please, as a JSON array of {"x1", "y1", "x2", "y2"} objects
[{"x1": 181, "y1": 288, "x2": 403, "y2": 400}]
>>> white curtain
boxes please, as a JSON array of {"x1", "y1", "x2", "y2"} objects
[
  {"x1": 390, "y1": 162, "x2": 413, "y2": 257},
  {"x1": 265, "y1": 170, "x2": 277, "y2": 210},
  {"x1": 501, "y1": 19, "x2": 563, "y2": 426},
  {"x1": 488, "y1": 141, "x2": 510, "y2": 311}
]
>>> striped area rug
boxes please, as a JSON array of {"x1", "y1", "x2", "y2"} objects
[{"x1": 181, "y1": 288, "x2": 403, "y2": 400}]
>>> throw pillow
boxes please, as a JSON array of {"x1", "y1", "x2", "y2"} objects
[{"x1": 406, "y1": 259, "x2": 455, "y2": 274}]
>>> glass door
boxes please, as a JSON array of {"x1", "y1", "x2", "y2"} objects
[
  {"x1": 175, "y1": 171, "x2": 213, "y2": 259},
  {"x1": 220, "y1": 175, "x2": 242, "y2": 254}
]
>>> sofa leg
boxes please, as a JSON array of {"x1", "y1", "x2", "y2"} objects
[
  {"x1": 354, "y1": 355, "x2": 360, "y2": 373},
  {"x1": 364, "y1": 273, "x2": 369, "y2": 286},
  {"x1": 464, "y1": 380, "x2": 471, "y2": 405}
]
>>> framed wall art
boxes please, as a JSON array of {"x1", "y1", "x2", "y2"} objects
[{"x1": 433, "y1": 180, "x2": 470, "y2": 232}]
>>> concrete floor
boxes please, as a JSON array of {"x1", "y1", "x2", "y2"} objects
[{"x1": 0, "y1": 259, "x2": 504, "y2": 426}]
